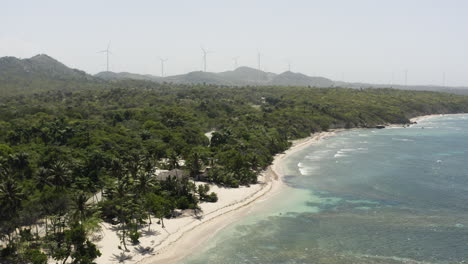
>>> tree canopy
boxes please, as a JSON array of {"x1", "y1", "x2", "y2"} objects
[{"x1": 1, "y1": 80, "x2": 468, "y2": 262}]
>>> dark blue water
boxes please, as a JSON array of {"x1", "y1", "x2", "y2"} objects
[{"x1": 183, "y1": 115, "x2": 468, "y2": 264}]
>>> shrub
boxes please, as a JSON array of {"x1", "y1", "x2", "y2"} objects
[
  {"x1": 205, "y1": 192, "x2": 218, "y2": 202},
  {"x1": 176, "y1": 196, "x2": 190, "y2": 209},
  {"x1": 23, "y1": 249, "x2": 47, "y2": 264},
  {"x1": 129, "y1": 230, "x2": 141, "y2": 245}
]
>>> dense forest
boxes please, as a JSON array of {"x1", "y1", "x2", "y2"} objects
[{"x1": 1, "y1": 80, "x2": 468, "y2": 263}]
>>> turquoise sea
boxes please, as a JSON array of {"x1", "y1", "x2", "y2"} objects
[{"x1": 182, "y1": 115, "x2": 468, "y2": 264}]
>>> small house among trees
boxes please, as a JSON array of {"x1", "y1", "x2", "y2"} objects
[{"x1": 155, "y1": 169, "x2": 188, "y2": 181}]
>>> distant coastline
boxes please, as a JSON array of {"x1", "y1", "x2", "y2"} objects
[{"x1": 409, "y1": 113, "x2": 467, "y2": 123}]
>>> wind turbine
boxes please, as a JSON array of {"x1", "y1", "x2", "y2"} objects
[
  {"x1": 201, "y1": 46, "x2": 212, "y2": 72},
  {"x1": 257, "y1": 51, "x2": 261, "y2": 71},
  {"x1": 159, "y1": 57, "x2": 168, "y2": 77},
  {"x1": 99, "y1": 42, "x2": 112, "y2": 72},
  {"x1": 285, "y1": 59, "x2": 291, "y2": 72},
  {"x1": 232, "y1": 56, "x2": 240, "y2": 69}
]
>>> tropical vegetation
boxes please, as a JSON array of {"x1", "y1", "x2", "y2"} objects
[{"x1": 1, "y1": 80, "x2": 468, "y2": 263}]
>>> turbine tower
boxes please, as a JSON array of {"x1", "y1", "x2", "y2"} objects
[
  {"x1": 159, "y1": 57, "x2": 168, "y2": 77},
  {"x1": 257, "y1": 52, "x2": 261, "y2": 71},
  {"x1": 201, "y1": 47, "x2": 212, "y2": 72},
  {"x1": 285, "y1": 59, "x2": 291, "y2": 72},
  {"x1": 99, "y1": 42, "x2": 112, "y2": 72},
  {"x1": 233, "y1": 56, "x2": 240, "y2": 69}
]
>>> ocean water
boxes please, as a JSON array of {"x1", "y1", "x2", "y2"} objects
[{"x1": 182, "y1": 115, "x2": 468, "y2": 264}]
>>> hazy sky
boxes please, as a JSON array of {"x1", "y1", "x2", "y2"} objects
[{"x1": 2, "y1": 0, "x2": 468, "y2": 86}]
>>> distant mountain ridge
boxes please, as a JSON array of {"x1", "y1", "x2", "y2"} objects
[
  {"x1": 0, "y1": 54, "x2": 93, "y2": 81},
  {"x1": 95, "y1": 66, "x2": 336, "y2": 88},
  {"x1": 1, "y1": 54, "x2": 467, "y2": 95}
]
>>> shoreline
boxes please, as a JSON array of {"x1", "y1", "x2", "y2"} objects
[
  {"x1": 136, "y1": 131, "x2": 336, "y2": 264},
  {"x1": 94, "y1": 131, "x2": 336, "y2": 264},
  {"x1": 96, "y1": 113, "x2": 465, "y2": 264},
  {"x1": 409, "y1": 113, "x2": 467, "y2": 123}
]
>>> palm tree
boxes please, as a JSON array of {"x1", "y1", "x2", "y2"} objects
[
  {"x1": 167, "y1": 150, "x2": 179, "y2": 170},
  {"x1": 0, "y1": 176, "x2": 25, "y2": 244},
  {"x1": 250, "y1": 154, "x2": 260, "y2": 171},
  {"x1": 146, "y1": 194, "x2": 172, "y2": 229},
  {"x1": 47, "y1": 160, "x2": 72, "y2": 188},
  {"x1": 136, "y1": 169, "x2": 158, "y2": 226},
  {"x1": 109, "y1": 158, "x2": 125, "y2": 184},
  {"x1": 0, "y1": 176, "x2": 24, "y2": 214},
  {"x1": 135, "y1": 159, "x2": 157, "y2": 197},
  {"x1": 187, "y1": 151, "x2": 202, "y2": 180},
  {"x1": 34, "y1": 167, "x2": 50, "y2": 189},
  {"x1": 8, "y1": 152, "x2": 30, "y2": 179},
  {"x1": 38, "y1": 186, "x2": 71, "y2": 236},
  {"x1": 135, "y1": 171, "x2": 152, "y2": 192},
  {"x1": 70, "y1": 191, "x2": 102, "y2": 238},
  {"x1": 70, "y1": 192, "x2": 90, "y2": 224},
  {"x1": 124, "y1": 152, "x2": 143, "y2": 181}
]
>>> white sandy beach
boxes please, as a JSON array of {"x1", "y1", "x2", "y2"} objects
[
  {"x1": 409, "y1": 113, "x2": 467, "y2": 123},
  {"x1": 93, "y1": 131, "x2": 335, "y2": 264},
  {"x1": 410, "y1": 114, "x2": 441, "y2": 123}
]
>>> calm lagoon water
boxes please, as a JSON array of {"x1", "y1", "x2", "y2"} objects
[{"x1": 182, "y1": 115, "x2": 468, "y2": 264}]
